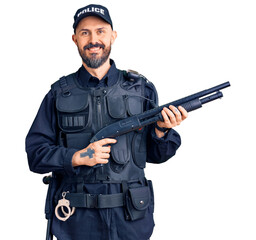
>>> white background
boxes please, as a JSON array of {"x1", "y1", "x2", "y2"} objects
[{"x1": 1, "y1": 0, "x2": 256, "y2": 239}]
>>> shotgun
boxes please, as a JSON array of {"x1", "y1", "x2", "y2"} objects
[{"x1": 90, "y1": 82, "x2": 231, "y2": 142}]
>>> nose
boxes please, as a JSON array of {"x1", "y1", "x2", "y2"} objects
[{"x1": 89, "y1": 32, "x2": 99, "y2": 45}]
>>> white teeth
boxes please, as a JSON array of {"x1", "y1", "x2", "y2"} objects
[{"x1": 88, "y1": 47, "x2": 100, "y2": 51}]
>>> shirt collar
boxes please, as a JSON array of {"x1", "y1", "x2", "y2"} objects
[{"x1": 76, "y1": 59, "x2": 119, "y2": 88}]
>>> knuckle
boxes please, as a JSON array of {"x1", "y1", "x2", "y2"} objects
[
  {"x1": 170, "y1": 116, "x2": 176, "y2": 122},
  {"x1": 171, "y1": 120, "x2": 177, "y2": 126},
  {"x1": 95, "y1": 146, "x2": 101, "y2": 152}
]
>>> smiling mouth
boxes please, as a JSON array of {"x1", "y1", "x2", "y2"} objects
[
  {"x1": 84, "y1": 43, "x2": 105, "y2": 53},
  {"x1": 87, "y1": 46, "x2": 102, "y2": 53}
]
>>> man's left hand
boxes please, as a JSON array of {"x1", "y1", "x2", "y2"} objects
[{"x1": 155, "y1": 105, "x2": 188, "y2": 138}]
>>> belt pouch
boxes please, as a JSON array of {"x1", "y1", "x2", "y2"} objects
[{"x1": 126, "y1": 186, "x2": 150, "y2": 221}]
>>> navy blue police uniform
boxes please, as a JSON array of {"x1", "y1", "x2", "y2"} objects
[{"x1": 25, "y1": 5, "x2": 182, "y2": 240}]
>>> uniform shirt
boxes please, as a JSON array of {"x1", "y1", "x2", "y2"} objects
[{"x1": 25, "y1": 60, "x2": 181, "y2": 176}]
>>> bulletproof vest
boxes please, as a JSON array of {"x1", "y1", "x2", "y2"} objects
[{"x1": 51, "y1": 70, "x2": 149, "y2": 183}]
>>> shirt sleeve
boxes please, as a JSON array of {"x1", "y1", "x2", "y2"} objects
[
  {"x1": 25, "y1": 90, "x2": 78, "y2": 175},
  {"x1": 144, "y1": 80, "x2": 182, "y2": 164}
]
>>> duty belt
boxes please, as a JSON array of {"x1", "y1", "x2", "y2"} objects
[
  {"x1": 54, "y1": 179, "x2": 150, "y2": 222},
  {"x1": 66, "y1": 192, "x2": 124, "y2": 208}
]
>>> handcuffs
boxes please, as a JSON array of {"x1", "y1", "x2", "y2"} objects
[{"x1": 55, "y1": 192, "x2": 76, "y2": 221}]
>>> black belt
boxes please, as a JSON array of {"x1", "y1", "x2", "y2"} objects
[{"x1": 66, "y1": 192, "x2": 124, "y2": 209}]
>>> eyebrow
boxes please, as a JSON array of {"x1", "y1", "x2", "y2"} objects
[{"x1": 79, "y1": 27, "x2": 106, "y2": 33}]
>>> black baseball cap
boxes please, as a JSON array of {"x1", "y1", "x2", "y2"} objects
[{"x1": 73, "y1": 4, "x2": 113, "y2": 31}]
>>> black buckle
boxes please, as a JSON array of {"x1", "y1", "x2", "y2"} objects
[{"x1": 86, "y1": 194, "x2": 98, "y2": 208}]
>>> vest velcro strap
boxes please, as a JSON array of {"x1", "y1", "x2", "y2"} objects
[
  {"x1": 66, "y1": 192, "x2": 124, "y2": 209},
  {"x1": 59, "y1": 77, "x2": 70, "y2": 95}
]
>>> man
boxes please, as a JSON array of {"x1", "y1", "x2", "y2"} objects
[{"x1": 26, "y1": 4, "x2": 188, "y2": 240}]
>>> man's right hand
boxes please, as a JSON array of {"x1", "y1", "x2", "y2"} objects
[{"x1": 72, "y1": 138, "x2": 117, "y2": 167}]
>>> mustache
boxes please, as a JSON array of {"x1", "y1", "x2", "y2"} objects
[{"x1": 83, "y1": 43, "x2": 105, "y2": 50}]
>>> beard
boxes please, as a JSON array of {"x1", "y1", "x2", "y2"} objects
[{"x1": 78, "y1": 42, "x2": 111, "y2": 69}]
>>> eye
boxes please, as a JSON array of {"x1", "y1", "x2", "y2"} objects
[
  {"x1": 98, "y1": 29, "x2": 105, "y2": 35},
  {"x1": 81, "y1": 31, "x2": 89, "y2": 36}
]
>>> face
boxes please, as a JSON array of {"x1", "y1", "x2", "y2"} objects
[{"x1": 72, "y1": 16, "x2": 117, "y2": 69}]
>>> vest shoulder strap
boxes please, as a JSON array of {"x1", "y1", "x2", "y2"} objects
[
  {"x1": 123, "y1": 69, "x2": 157, "y2": 98},
  {"x1": 123, "y1": 69, "x2": 154, "y2": 86},
  {"x1": 51, "y1": 73, "x2": 77, "y2": 97}
]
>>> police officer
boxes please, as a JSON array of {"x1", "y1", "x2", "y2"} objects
[{"x1": 26, "y1": 4, "x2": 188, "y2": 240}]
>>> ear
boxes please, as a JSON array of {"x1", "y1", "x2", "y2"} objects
[
  {"x1": 110, "y1": 30, "x2": 117, "y2": 45},
  {"x1": 72, "y1": 34, "x2": 78, "y2": 46}
]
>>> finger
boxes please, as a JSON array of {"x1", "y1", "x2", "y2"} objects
[
  {"x1": 178, "y1": 106, "x2": 188, "y2": 120},
  {"x1": 100, "y1": 153, "x2": 110, "y2": 159},
  {"x1": 163, "y1": 107, "x2": 176, "y2": 126},
  {"x1": 101, "y1": 146, "x2": 111, "y2": 153},
  {"x1": 169, "y1": 105, "x2": 182, "y2": 124},
  {"x1": 161, "y1": 108, "x2": 172, "y2": 124},
  {"x1": 92, "y1": 154, "x2": 109, "y2": 165},
  {"x1": 95, "y1": 158, "x2": 109, "y2": 165},
  {"x1": 98, "y1": 138, "x2": 117, "y2": 146}
]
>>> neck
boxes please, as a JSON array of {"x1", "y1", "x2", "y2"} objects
[{"x1": 82, "y1": 58, "x2": 111, "y2": 80}]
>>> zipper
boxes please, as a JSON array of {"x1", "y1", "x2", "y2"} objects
[
  {"x1": 96, "y1": 96, "x2": 102, "y2": 130},
  {"x1": 95, "y1": 94, "x2": 106, "y2": 180}
]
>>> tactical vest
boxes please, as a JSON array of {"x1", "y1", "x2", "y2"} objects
[{"x1": 51, "y1": 70, "x2": 149, "y2": 183}]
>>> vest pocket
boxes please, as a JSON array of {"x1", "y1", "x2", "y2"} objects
[
  {"x1": 126, "y1": 96, "x2": 143, "y2": 116},
  {"x1": 56, "y1": 93, "x2": 90, "y2": 132},
  {"x1": 107, "y1": 95, "x2": 143, "y2": 119},
  {"x1": 107, "y1": 96, "x2": 127, "y2": 119},
  {"x1": 110, "y1": 135, "x2": 130, "y2": 173}
]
